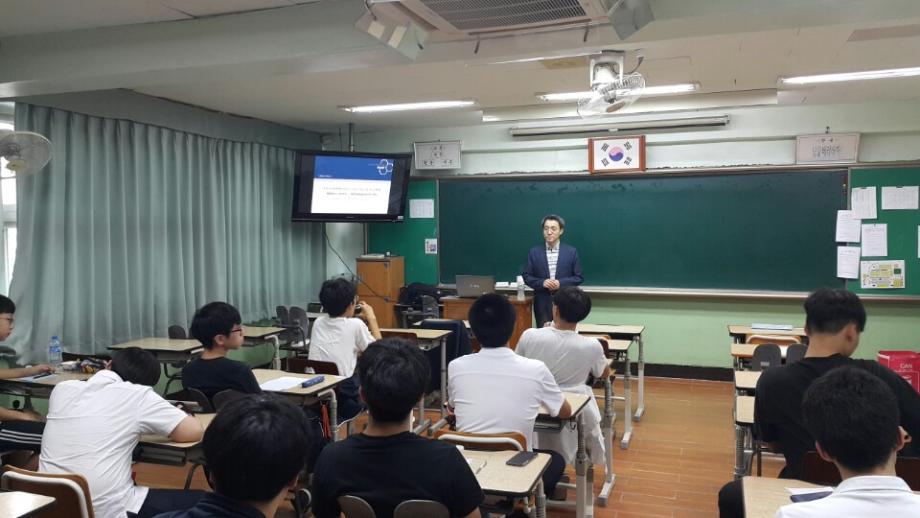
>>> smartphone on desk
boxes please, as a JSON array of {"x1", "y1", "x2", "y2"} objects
[{"x1": 505, "y1": 451, "x2": 538, "y2": 467}]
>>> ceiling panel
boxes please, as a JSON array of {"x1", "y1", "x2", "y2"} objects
[
  {"x1": 159, "y1": 0, "x2": 300, "y2": 17},
  {"x1": 0, "y1": 0, "x2": 189, "y2": 37}
]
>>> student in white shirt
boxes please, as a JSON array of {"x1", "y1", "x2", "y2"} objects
[
  {"x1": 448, "y1": 293, "x2": 573, "y2": 500},
  {"x1": 775, "y1": 366, "x2": 920, "y2": 518},
  {"x1": 39, "y1": 347, "x2": 204, "y2": 518},
  {"x1": 309, "y1": 278, "x2": 382, "y2": 419},
  {"x1": 516, "y1": 286, "x2": 609, "y2": 465}
]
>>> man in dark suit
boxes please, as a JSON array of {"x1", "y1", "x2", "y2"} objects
[{"x1": 523, "y1": 215, "x2": 583, "y2": 327}]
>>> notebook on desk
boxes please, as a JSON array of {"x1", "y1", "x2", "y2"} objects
[{"x1": 455, "y1": 275, "x2": 495, "y2": 298}]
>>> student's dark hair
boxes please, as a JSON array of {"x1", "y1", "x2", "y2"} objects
[
  {"x1": 542, "y1": 214, "x2": 565, "y2": 229},
  {"x1": 189, "y1": 301, "x2": 242, "y2": 350},
  {"x1": 0, "y1": 295, "x2": 14, "y2": 315},
  {"x1": 553, "y1": 286, "x2": 592, "y2": 323},
  {"x1": 469, "y1": 293, "x2": 516, "y2": 348},
  {"x1": 111, "y1": 347, "x2": 161, "y2": 386},
  {"x1": 804, "y1": 288, "x2": 866, "y2": 334},
  {"x1": 319, "y1": 278, "x2": 357, "y2": 317},
  {"x1": 357, "y1": 338, "x2": 430, "y2": 423},
  {"x1": 203, "y1": 394, "x2": 311, "y2": 502},
  {"x1": 802, "y1": 366, "x2": 900, "y2": 472}
]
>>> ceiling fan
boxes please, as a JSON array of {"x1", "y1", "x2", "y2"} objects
[
  {"x1": 577, "y1": 49, "x2": 646, "y2": 118},
  {"x1": 0, "y1": 131, "x2": 52, "y2": 176}
]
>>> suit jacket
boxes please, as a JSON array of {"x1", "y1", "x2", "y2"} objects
[{"x1": 523, "y1": 242, "x2": 583, "y2": 293}]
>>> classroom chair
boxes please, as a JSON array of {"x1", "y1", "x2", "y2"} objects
[
  {"x1": 338, "y1": 495, "x2": 376, "y2": 518},
  {"x1": 434, "y1": 429, "x2": 527, "y2": 451},
  {"x1": 380, "y1": 330, "x2": 418, "y2": 342},
  {"x1": 212, "y1": 388, "x2": 246, "y2": 411},
  {"x1": 284, "y1": 357, "x2": 362, "y2": 437},
  {"x1": 750, "y1": 343, "x2": 782, "y2": 371},
  {"x1": 163, "y1": 325, "x2": 190, "y2": 395},
  {"x1": 746, "y1": 334, "x2": 801, "y2": 346},
  {"x1": 1, "y1": 465, "x2": 95, "y2": 518},
  {"x1": 185, "y1": 387, "x2": 215, "y2": 413},
  {"x1": 394, "y1": 500, "x2": 449, "y2": 518},
  {"x1": 401, "y1": 295, "x2": 439, "y2": 327},
  {"x1": 276, "y1": 306, "x2": 290, "y2": 326},
  {"x1": 785, "y1": 343, "x2": 807, "y2": 364},
  {"x1": 802, "y1": 451, "x2": 920, "y2": 490},
  {"x1": 279, "y1": 306, "x2": 310, "y2": 356}
]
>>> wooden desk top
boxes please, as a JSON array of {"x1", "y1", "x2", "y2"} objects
[
  {"x1": 742, "y1": 476, "x2": 821, "y2": 518},
  {"x1": 734, "y1": 371, "x2": 761, "y2": 391},
  {"x1": 412, "y1": 319, "x2": 471, "y2": 329},
  {"x1": 139, "y1": 413, "x2": 214, "y2": 449},
  {"x1": 735, "y1": 395, "x2": 755, "y2": 425},
  {"x1": 0, "y1": 491, "x2": 56, "y2": 518},
  {"x1": 379, "y1": 328, "x2": 453, "y2": 341},
  {"x1": 243, "y1": 326, "x2": 285, "y2": 339},
  {"x1": 576, "y1": 323, "x2": 645, "y2": 336},
  {"x1": 731, "y1": 343, "x2": 789, "y2": 359},
  {"x1": 463, "y1": 450, "x2": 551, "y2": 497},
  {"x1": 253, "y1": 369, "x2": 346, "y2": 396},
  {"x1": 7, "y1": 371, "x2": 92, "y2": 387},
  {"x1": 582, "y1": 334, "x2": 631, "y2": 352},
  {"x1": 728, "y1": 325, "x2": 806, "y2": 338},
  {"x1": 539, "y1": 393, "x2": 590, "y2": 419},
  {"x1": 109, "y1": 338, "x2": 203, "y2": 353}
]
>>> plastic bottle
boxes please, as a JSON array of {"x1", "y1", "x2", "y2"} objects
[{"x1": 48, "y1": 336, "x2": 62, "y2": 370}]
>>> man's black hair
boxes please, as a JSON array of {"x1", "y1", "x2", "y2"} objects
[
  {"x1": 469, "y1": 293, "x2": 516, "y2": 348},
  {"x1": 357, "y1": 338, "x2": 430, "y2": 423},
  {"x1": 319, "y1": 278, "x2": 357, "y2": 318},
  {"x1": 804, "y1": 288, "x2": 866, "y2": 334},
  {"x1": 0, "y1": 295, "x2": 15, "y2": 315},
  {"x1": 111, "y1": 347, "x2": 160, "y2": 386},
  {"x1": 802, "y1": 366, "x2": 900, "y2": 473},
  {"x1": 203, "y1": 394, "x2": 311, "y2": 502},
  {"x1": 189, "y1": 301, "x2": 242, "y2": 350},
  {"x1": 542, "y1": 214, "x2": 565, "y2": 229},
  {"x1": 553, "y1": 286, "x2": 591, "y2": 323}
]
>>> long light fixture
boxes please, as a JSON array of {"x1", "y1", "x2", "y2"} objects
[
  {"x1": 537, "y1": 82, "x2": 699, "y2": 102},
  {"x1": 781, "y1": 66, "x2": 920, "y2": 85},
  {"x1": 340, "y1": 100, "x2": 475, "y2": 113},
  {"x1": 509, "y1": 115, "x2": 729, "y2": 138}
]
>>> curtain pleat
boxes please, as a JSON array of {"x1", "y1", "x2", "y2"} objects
[{"x1": 9, "y1": 103, "x2": 324, "y2": 360}]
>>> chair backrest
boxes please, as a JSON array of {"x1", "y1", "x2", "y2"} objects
[
  {"x1": 380, "y1": 330, "x2": 417, "y2": 342},
  {"x1": 785, "y1": 343, "x2": 807, "y2": 364},
  {"x1": 1, "y1": 465, "x2": 95, "y2": 518},
  {"x1": 285, "y1": 357, "x2": 340, "y2": 376},
  {"x1": 750, "y1": 343, "x2": 783, "y2": 371},
  {"x1": 186, "y1": 387, "x2": 215, "y2": 413},
  {"x1": 338, "y1": 495, "x2": 376, "y2": 518},
  {"x1": 433, "y1": 429, "x2": 527, "y2": 451},
  {"x1": 896, "y1": 456, "x2": 920, "y2": 490},
  {"x1": 307, "y1": 302, "x2": 324, "y2": 313},
  {"x1": 747, "y1": 334, "x2": 800, "y2": 346},
  {"x1": 802, "y1": 452, "x2": 920, "y2": 490},
  {"x1": 419, "y1": 295, "x2": 439, "y2": 315},
  {"x1": 167, "y1": 325, "x2": 187, "y2": 339},
  {"x1": 289, "y1": 306, "x2": 310, "y2": 337},
  {"x1": 394, "y1": 500, "x2": 449, "y2": 518},
  {"x1": 212, "y1": 389, "x2": 247, "y2": 411},
  {"x1": 276, "y1": 306, "x2": 291, "y2": 325}
]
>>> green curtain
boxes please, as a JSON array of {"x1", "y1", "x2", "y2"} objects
[{"x1": 10, "y1": 103, "x2": 324, "y2": 360}]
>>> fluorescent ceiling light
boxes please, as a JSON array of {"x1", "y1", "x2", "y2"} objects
[
  {"x1": 509, "y1": 115, "x2": 730, "y2": 138},
  {"x1": 781, "y1": 66, "x2": 920, "y2": 85},
  {"x1": 341, "y1": 100, "x2": 475, "y2": 113},
  {"x1": 538, "y1": 83, "x2": 699, "y2": 102}
]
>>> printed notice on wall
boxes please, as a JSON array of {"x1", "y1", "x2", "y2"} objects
[
  {"x1": 881, "y1": 186, "x2": 919, "y2": 210},
  {"x1": 409, "y1": 199, "x2": 435, "y2": 218},
  {"x1": 860, "y1": 260, "x2": 905, "y2": 289},
  {"x1": 835, "y1": 210, "x2": 861, "y2": 242},
  {"x1": 861, "y1": 224, "x2": 888, "y2": 257},
  {"x1": 424, "y1": 238, "x2": 438, "y2": 255},
  {"x1": 851, "y1": 187, "x2": 877, "y2": 220},
  {"x1": 837, "y1": 246, "x2": 860, "y2": 279}
]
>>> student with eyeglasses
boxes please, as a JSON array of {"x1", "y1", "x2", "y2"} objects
[{"x1": 182, "y1": 301, "x2": 261, "y2": 400}]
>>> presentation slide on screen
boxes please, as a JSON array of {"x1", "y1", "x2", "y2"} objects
[{"x1": 311, "y1": 156, "x2": 394, "y2": 214}]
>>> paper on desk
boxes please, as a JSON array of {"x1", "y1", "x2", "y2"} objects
[
  {"x1": 409, "y1": 199, "x2": 435, "y2": 218},
  {"x1": 837, "y1": 246, "x2": 860, "y2": 279},
  {"x1": 861, "y1": 224, "x2": 888, "y2": 257},
  {"x1": 835, "y1": 210, "x2": 861, "y2": 242},
  {"x1": 851, "y1": 186, "x2": 877, "y2": 220},
  {"x1": 14, "y1": 373, "x2": 57, "y2": 382},
  {"x1": 786, "y1": 486, "x2": 833, "y2": 495},
  {"x1": 881, "y1": 186, "x2": 919, "y2": 210},
  {"x1": 259, "y1": 376, "x2": 309, "y2": 391}
]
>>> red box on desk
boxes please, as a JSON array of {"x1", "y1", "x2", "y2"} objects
[{"x1": 877, "y1": 350, "x2": 920, "y2": 392}]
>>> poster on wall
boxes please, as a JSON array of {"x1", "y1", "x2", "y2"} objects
[
  {"x1": 860, "y1": 260, "x2": 905, "y2": 289},
  {"x1": 588, "y1": 135, "x2": 646, "y2": 173}
]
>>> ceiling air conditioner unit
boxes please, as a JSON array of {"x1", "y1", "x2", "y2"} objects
[
  {"x1": 372, "y1": 0, "x2": 614, "y2": 36},
  {"x1": 509, "y1": 115, "x2": 730, "y2": 138}
]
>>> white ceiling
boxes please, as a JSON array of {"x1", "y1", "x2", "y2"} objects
[{"x1": 4, "y1": 1, "x2": 920, "y2": 133}]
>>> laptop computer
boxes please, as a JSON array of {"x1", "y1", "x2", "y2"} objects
[{"x1": 455, "y1": 275, "x2": 496, "y2": 298}]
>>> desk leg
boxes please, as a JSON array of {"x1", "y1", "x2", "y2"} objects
[
  {"x1": 269, "y1": 335, "x2": 281, "y2": 370},
  {"x1": 535, "y1": 480, "x2": 547, "y2": 518},
  {"x1": 633, "y1": 335, "x2": 645, "y2": 421},
  {"x1": 430, "y1": 337, "x2": 449, "y2": 434},
  {"x1": 620, "y1": 350, "x2": 633, "y2": 450},
  {"x1": 318, "y1": 389, "x2": 340, "y2": 442},
  {"x1": 598, "y1": 376, "x2": 615, "y2": 505},
  {"x1": 733, "y1": 422, "x2": 745, "y2": 479},
  {"x1": 575, "y1": 415, "x2": 588, "y2": 518}
]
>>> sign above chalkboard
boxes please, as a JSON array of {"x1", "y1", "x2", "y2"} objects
[{"x1": 796, "y1": 133, "x2": 860, "y2": 164}]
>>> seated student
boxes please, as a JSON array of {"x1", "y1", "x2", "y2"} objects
[
  {"x1": 0, "y1": 295, "x2": 53, "y2": 468},
  {"x1": 775, "y1": 366, "x2": 920, "y2": 517},
  {"x1": 40, "y1": 347, "x2": 204, "y2": 518},
  {"x1": 312, "y1": 337, "x2": 483, "y2": 518},
  {"x1": 182, "y1": 301, "x2": 260, "y2": 399},
  {"x1": 718, "y1": 288, "x2": 920, "y2": 517},
  {"x1": 448, "y1": 293, "x2": 573, "y2": 500},
  {"x1": 156, "y1": 394, "x2": 312, "y2": 518},
  {"x1": 515, "y1": 286, "x2": 608, "y2": 465},
  {"x1": 309, "y1": 278, "x2": 382, "y2": 419}
]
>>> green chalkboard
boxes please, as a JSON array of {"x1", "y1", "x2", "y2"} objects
[
  {"x1": 368, "y1": 180, "x2": 438, "y2": 284},
  {"x1": 439, "y1": 170, "x2": 848, "y2": 291},
  {"x1": 847, "y1": 167, "x2": 920, "y2": 296}
]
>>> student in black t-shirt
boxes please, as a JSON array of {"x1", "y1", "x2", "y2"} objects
[
  {"x1": 718, "y1": 289, "x2": 920, "y2": 517},
  {"x1": 155, "y1": 394, "x2": 312, "y2": 518},
  {"x1": 182, "y1": 302, "x2": 260, "y2": 400},
  {"x1": 311, "y1": 338, "x2": 484, "y2": 518}
]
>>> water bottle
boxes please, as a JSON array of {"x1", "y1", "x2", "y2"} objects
[
  {"x1": 516, "y1": 276, "x2": 526, "y2": 301},
  {"x1": 48, "y1": 336, "x2": 62, "y2": 371}
]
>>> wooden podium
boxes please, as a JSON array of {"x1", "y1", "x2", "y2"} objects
[
  {"x1": 442, "y1": 295, "x2": 533, "y2": 348},
  {"x1": 356, "y1": 256, "x2": 404, "y2": 328}
]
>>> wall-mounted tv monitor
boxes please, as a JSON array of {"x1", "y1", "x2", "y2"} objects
[{"x1": 292, "y1": 151, "x2": 412, "y2": 222}]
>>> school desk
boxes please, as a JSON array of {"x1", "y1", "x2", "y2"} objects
[
  {"x1": 463, "y1": 450, "x2": 552, "y2": 518},
  {"x1": 0, "y1": 491, "x2": 56, "y2": 518},
  {"x1": 576, "y1": 323, "x2": 647, "y2": 424}
]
